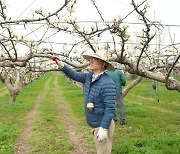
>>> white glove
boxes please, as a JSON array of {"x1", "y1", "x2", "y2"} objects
[
  {"x1": 96, "y1": 127, "x2": 108, "y2": 142},
  {"x1": 58, "y1": 62, "x2": 64, "y2": 69}
]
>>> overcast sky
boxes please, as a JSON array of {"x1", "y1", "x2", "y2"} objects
[
  {"x1": 2, "y1": 0, "x2": 180, "y2": 54},
  {"x1": 5, "y1": 0, "x2": 180, "y2": 24}
]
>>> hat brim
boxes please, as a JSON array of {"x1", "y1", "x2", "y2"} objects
[{"x1": 82, "y1": 54, "x2": 115, "y2": 71}]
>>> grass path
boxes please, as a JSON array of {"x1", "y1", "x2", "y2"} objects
[
  {"x1": 54, "y1": 75, "x2": 91, "y2": 154},
  {"x1": 14, "y1": 73, "x2": 92, "y2": 153},
  {"x1": 15, "y1": 77, "x2": 52, "y2": 153}
]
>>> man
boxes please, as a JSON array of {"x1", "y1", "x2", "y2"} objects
[
  {"x1": 52, "y1": 49, "x2": 116, "y2": 154},
  {"x1": 107, "y1": 68, "x2": 127, "y2": 125}
]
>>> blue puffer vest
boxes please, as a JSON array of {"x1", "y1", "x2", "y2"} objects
[{"x1": 61, "y1": 65, "x2": 116, "y2": 129}]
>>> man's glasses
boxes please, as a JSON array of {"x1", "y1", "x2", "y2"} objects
[{"x1": 89, "y1": 58, "x2": 97, "y2": 63}]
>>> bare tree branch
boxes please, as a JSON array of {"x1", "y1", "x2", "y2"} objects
[
  {"x1": 123, "y1": 76, "x2": 143, "y2": 97},
  {"x1": 0, "y1": 0, "x2": 71, "y2": 25}
]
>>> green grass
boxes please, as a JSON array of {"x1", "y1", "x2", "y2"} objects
[
  {"x1": 0, "y1": 74, "x2": 50, "y2": 153},
  {"x1": 58, "y1": 74, "x2": 180, "y2": 154},
  {"x1": 0, "y1": 83, "x2": 9, "y2": 103},
  {"x1": 0, "y1": 73, "x2": 75, "y2": 154},
  {"x1": 57, "y1": 73, "x2": 95, "y2": 153},
  {"x1": 112, "y1": 78, "x2": 180, "y2": 154},
  {"x1": 30, "y1": 73, "x2": 73, "y2": 153},
  {"x1": 0, "y1": 73, "x2": 179, "y2": 154}
]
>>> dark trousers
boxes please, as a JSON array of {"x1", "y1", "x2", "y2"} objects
[{"x1": 116, "y1": 93, "x2": 125, "y2": 120}]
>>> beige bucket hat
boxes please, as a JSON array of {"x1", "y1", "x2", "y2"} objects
[{"x1": 82, "y1": 49, "x2": 115, "y2": 71}]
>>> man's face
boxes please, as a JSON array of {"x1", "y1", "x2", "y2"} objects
[{"x1": 89, "y1": 58, "x2": 105, "y2": 71}]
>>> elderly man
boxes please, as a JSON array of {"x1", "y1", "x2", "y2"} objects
[{"x1": 52, "y1": 49, "x2": 116, "y2": 154}]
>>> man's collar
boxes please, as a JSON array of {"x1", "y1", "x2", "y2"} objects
[
  {"x1": 92, "y1": 71, "x2": 105, "y2": 78},
  {"x1": 92, "y1": 71, "x2": 105, "y2": 82}
]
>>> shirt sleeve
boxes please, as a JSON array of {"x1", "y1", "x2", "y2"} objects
[
  {"x1": 61, "y1": 64, "x2": 87, "y2": 83},
  {"x1": 100, "y1": 81, "x2": 116, "y2": 129}
]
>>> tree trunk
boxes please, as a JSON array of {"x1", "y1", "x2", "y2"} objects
[{"x1": 9, "y1": 90, "x2": 18, "y2": 102}]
